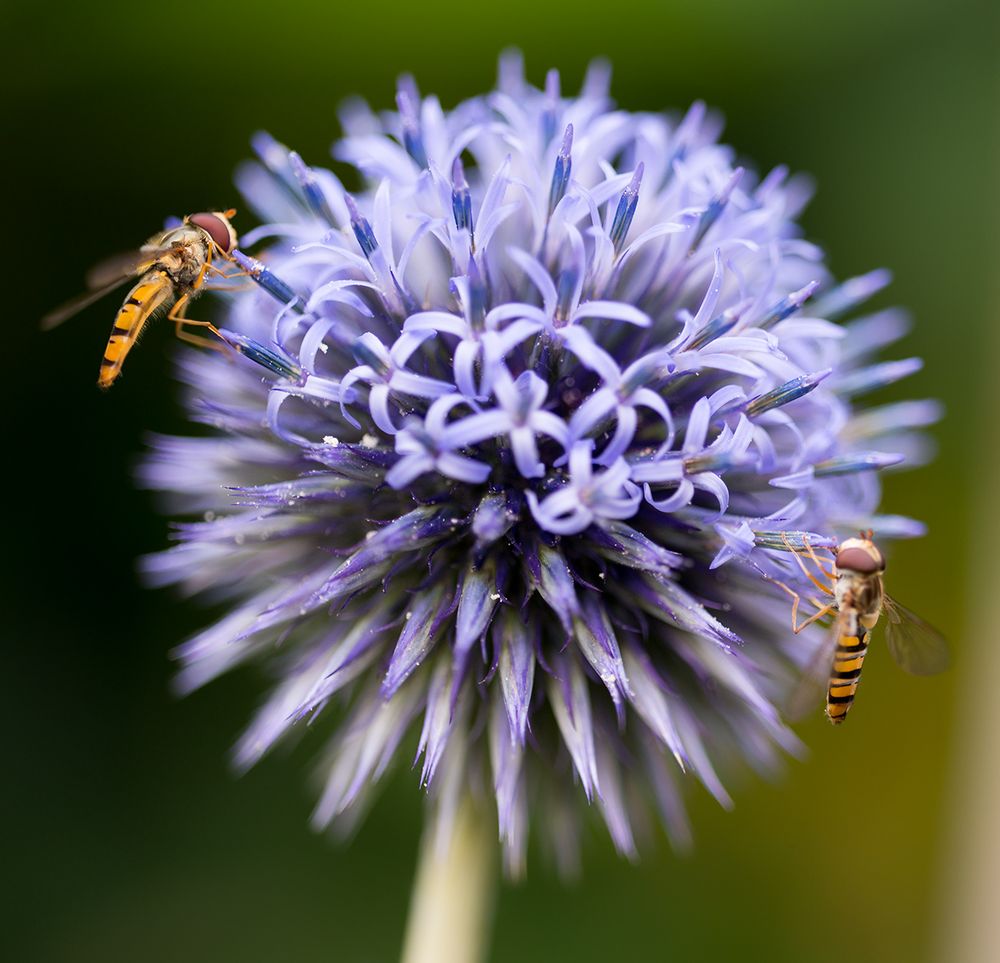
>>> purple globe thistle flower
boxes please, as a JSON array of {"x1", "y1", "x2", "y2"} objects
[{"x1": 141, "y1": 54, "x2": 937, "y2": 875}]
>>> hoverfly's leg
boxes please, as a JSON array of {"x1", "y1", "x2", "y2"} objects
[
  {"x1": 173, "y1": 324, "x2": 232, "y2": 352},
  {"x1": 770, "y1": 577, "x2": 805, "y2": 632},
  {"x1": 801, "y1": 536, "x2": 837, "y2": 581},
  {"x1": 766, "y1": 577, "x2": 835, "y2": 634},
  {"x1": 793, "y1": 602, "x2": 836, "y2": 634},
  {"x1": 206, "y1": 263, "x2": 253, "y2": 283},
  {"x1": 192, "y1": 258, "x2": 216, "y2": 290},
  {"x1": 200, "y1": 262, "x2": 255, "y2": 292},
  {"x1": 207, "y1": 262, "x2": 250, "y2": 278},
  {"x1": 168, "y1": 295, "x2": 233, "y2": 355},
  {"x1": 780, "y1": 533, "x2": 834, "y2": 596}
]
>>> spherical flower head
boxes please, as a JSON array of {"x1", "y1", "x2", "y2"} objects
[{"x1": 141, "y1": 54, "x2": 937, "y2": 875}]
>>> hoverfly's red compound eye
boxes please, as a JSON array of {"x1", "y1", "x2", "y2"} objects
[
  {"x1": 835, "y1": 546, "x2": 885, "y2": 574},
  {"x1": 189, "y1": 212, "x2": 234, "y2": 253}
]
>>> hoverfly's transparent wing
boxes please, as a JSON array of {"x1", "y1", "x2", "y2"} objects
[
  {"x1": 41, "y1": 247, "x2": 170, "y2": 331},
  {"x1": 41, "y1": 275, "x2": 136, "y2": 331},
  {"x1": 882, "y1": 594, "x2": 951, "y2": 675},
  {"x1": 84, "y1": 248, "x2": 166, "y2": 290},
  {"x1": 786, "y1": 610, "x2": 843, "y2": 721}
]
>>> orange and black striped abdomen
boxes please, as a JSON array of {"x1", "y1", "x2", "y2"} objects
[
  {"x1": 826, "y1": 632, "x2": 869, "y2": 725},
  {"x1": 98, "y1": 270, "x2": 174, "y2": 388}
]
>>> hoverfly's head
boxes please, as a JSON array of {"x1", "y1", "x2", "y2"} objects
[
  {"x1": 188, "y1": 209, "x2": 238, "y2": 255},
  {"x1": 835, "y1": 536, "x2": 886, "y2": 574}
]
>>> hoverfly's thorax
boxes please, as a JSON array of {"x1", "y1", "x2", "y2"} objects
[
  {"x1": 157, "y1": 242, "x2": 204, "y2": 287},
  {"x1": 835, "y1": 569, "x2": 884, "y2": 622}
]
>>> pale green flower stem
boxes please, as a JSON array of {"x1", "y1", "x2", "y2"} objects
[{"x1": 401, "y1": 797, "x2": 497, "y2": 963}]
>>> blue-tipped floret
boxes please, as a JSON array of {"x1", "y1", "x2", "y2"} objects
[
  {"x1": 757, "y1": 280, "x2": 820, "y2": 330},
  {"x1": 452, "y1": 156, "x2": 473, "y2": 233},
  {"x1": 548, "y1": 124, "x2": 574, "y2": 215},
  {"x1": 396, "y1": 88, "x2": 429, "y2": 169},
  {"x1": 745, "y1": 369, "x2": 831, "y2": 416},
  {"x1": 232, "y1": 250, "x2": 303, "y2": 309},
  {"x1": 222, "y1": 330, "x2": 303, "y2": 381},
  {"x1": 609, "y1": 162, "x2": 643, "y2": 254},
  {"x1": 288, "y1": 151, "x2": 339, "y2": 226},
  {"x1": 344, "y1": 194, "x2": 379, "y2": 259},
  {"x1": 689, "y1": 167, "x2": 744, "y2": 253}
]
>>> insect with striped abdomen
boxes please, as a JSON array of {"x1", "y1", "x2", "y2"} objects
[
  {"x1": 42, "y1": 210, "x2": 239, "y2": 388},
  {"x1": 778, "y1": 532, "x2": 949, "y2": 725}
]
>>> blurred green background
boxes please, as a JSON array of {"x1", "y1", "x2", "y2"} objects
[{"x1": 4, "y1": 0, "x2": 997, "y2": 960}]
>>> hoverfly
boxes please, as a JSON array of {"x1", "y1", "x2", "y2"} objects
[
  {"x1": 777, "y1": 532, "x2": 949, "y2": 725},
  {"x1": 42, "y1": 210, "x2": 239, "y2": 388}
]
